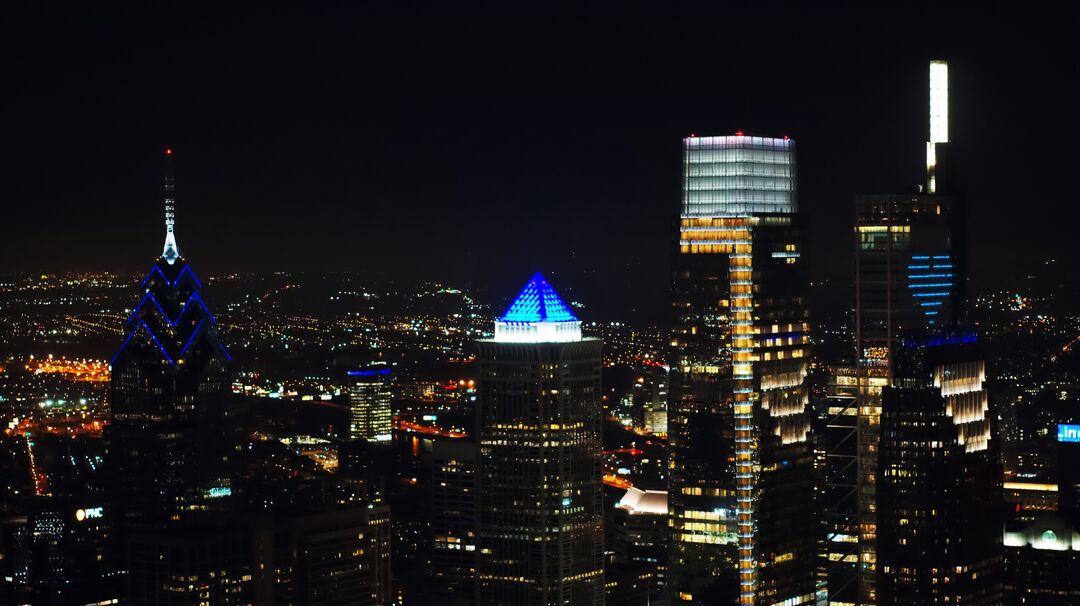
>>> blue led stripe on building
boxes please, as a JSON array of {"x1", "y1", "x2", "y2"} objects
[
  {"x1": 348, "y1": 368, "x2": 391, "y2": 376},
  {"x1": 127, "y1": 290, "x2": 216, "y2": 328},
  {"x1": 140, "y1": 264, "x2": 203, "y2": 289},
  {"x1": 139, "y1": 319, "x2": 175, "y2": 365},
  {"x1": 179, "y1": 319, "x2": 206, "y2": 357},
  {"x1": 110, "y1": 331, "x2": 137, "y2": 366}
]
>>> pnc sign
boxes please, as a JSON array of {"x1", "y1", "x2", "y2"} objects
[{"x1": 75, "y1": 506, "x2": 103, "y2": 522}]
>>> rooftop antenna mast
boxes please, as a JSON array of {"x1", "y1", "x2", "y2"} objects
[{"x1": 161, "y1": 148, "x2": 180, "y2": 264}]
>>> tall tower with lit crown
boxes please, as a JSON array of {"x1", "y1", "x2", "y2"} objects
[
  {"x1": 668, "y1": 134, "x2": 817, "y2": 605},
  {"x1": 105, "y1": 150, "x2": 234, "y2": 530},
  {"x1": 474, "y1": 273, "x2": 605, "y2": 606},
  {"x1": 845, "y1": 61, "x2": 964, "y2": 605}
]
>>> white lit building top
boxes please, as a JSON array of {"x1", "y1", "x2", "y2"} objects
[{"x1": 682, "y1": 133, "x2": 796, "y2": 218}]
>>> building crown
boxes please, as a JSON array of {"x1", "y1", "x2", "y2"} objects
[{"x1": 494, "y1": 273, "x2": 582, "y2": 343}]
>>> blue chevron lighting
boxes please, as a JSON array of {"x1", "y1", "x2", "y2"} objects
[{"x1": 112, "y1": 259, "x2": 229, "y2": 368}]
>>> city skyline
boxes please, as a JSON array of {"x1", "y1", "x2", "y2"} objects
[{"x1": 2, "y1": 7, "x2": 1078, "y2": 606}]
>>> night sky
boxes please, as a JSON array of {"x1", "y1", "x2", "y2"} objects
[{"x1": 2, "y1": 4, "x2": 1077, "y2": 321}]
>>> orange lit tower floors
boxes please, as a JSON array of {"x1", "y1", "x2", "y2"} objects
[{"x1": 668, "y1": 214, "x2": 817, "y2": 606}]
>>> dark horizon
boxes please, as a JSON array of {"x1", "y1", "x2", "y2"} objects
[{"x1": 2, "y1": 5, "x2": 1077, "y2": 322}]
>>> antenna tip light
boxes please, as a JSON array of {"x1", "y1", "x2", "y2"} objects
[{"x1": 165, "y1": 148, "x2": 173, "y2": 156}]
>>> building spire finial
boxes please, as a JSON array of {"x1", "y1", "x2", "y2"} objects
[
  {"x1": 927, "y1": 60, "x2": 948, "y2": 194},
  {"x1": 161, "y1": 148, "x2": 180, "y2": 264}
]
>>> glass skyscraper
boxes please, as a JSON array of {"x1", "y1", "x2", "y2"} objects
[
  {"x1": 474, "y1": 274, "x2": 605, "y2": 605},
  {"x1": 348, "y1": 363, "x2": 393, "y2": 442},
  {"x1": 669, "y1": 135, "x2": 818, "y2": 605},
  {"x1": 848, "y1": 61, "x2": 963, "y2": 605}
]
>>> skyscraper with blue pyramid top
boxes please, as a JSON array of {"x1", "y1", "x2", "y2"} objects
[
  {"x1": 493, "y1": 272, "x2": 583, "y2": 343},
  {"x1": 473, "y1": 273, "x2": 605, "y2": 605}
]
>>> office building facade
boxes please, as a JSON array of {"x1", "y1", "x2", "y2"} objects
[
  {"x1": 668, "y1": 134, "x2": 817, "y2": 605},
  {"x1": 819, "y1": 368, "x2": 861, "y2": 606},
  {"x1": 875, "y1": 331, "x2": 1002, "y2": 606},
  {"x1": 474, "y1": 274, "x2": 605, "y2": 605},
  {"x1": 429, "y1": 439, "x2": 479, "y2": 604},
  {"x1": 0, "y1": 496, "x2": 118, "y2": 606},
  {"x1": 348, "y1": 363, "x2": 393, "y2": 442}
]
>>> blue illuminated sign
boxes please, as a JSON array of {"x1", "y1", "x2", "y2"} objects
[
  {"x1": 901, "y1": 330, "x2": 977, "y2": 349},
  {"x1": 1058, "y1": 424, "x2": 1080, "y2": 443},
  {"x1": 348, "y1": 368, "x2": 391, "y2": 376}
]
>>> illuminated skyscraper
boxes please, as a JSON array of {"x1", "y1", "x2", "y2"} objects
[
  {"x1": 348, "y1": 363, "x2": 392, "y2": 442},
  {"x1": 849, "y1": 61, "x2": 962, "y2": 604},
  {"x1": 106, "y1": 149, "x2": 234, "y2": 530},
  {"x1": 474, "y1": 273, "x2": 605, "y2": 605},
  {"x1": 429, "y1": 439, "x2": 479, "y2": 604},
  {"x1": 668, "y1": 135, "x2": 817, "y2": 605},
  {"x1": 876, "y1": 330, "x2": 1002, "y2": 606},
  {"x1": 820, "y1": 367, "x2": 861, "y2": 606}
]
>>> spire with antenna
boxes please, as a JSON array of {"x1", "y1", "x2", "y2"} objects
[{"x1": 161, "y1": 148, "x2": 180, "y2": 264}]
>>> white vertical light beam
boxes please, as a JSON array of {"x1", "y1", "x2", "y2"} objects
[{"x1": 930, "y1": 61, "x2": 949, "y2": 144}]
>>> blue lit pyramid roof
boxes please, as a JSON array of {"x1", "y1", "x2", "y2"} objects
[
  {"x1": 112, "y1": 258, "x2": 230, "y2": 368},
  {"x1": 499, "y1": 273, "x2": 578, "y2": 323}
]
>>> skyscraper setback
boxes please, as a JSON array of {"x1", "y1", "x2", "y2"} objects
[
  {"x1": 668, "y1": 134, "x2": 817, "y2": 605},
  {"x1": 474, "y1": 274, "x2": 605, "y2": 605}
]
